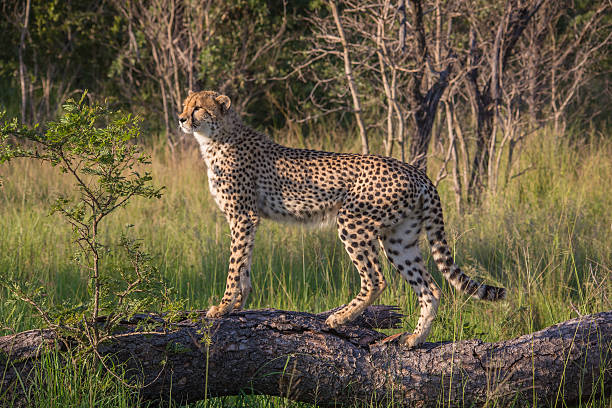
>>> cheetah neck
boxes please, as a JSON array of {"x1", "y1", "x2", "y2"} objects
[
  {"x1": 193, "y1": 131, "x2": 214, "y2": 148},
  {"x1": 193, "y1": 121, "x2": 270, "y2": 164},
  {"x1": 192, "y1": 131, "x2": 216, "y2": 163}
]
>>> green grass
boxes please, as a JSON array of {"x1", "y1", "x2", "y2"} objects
[
  {"x1": 2, "y1": 353, "x2": 141, "y2": 408},
  {"x1": 0, "y1": 129, "x2": 610, "y2": 407}
]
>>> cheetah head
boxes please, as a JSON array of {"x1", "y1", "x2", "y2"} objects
[{"x1": 178, "y1": 90, "x2": 232, "y2": 139}]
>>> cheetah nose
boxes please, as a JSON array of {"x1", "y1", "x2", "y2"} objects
[{"x1": 179, "y1": 117, "x2": 187, "y2": 123}]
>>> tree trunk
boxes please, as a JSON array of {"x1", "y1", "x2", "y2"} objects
[
  {"x1": 329, "y1": 0, "x2": 369, "y2": 155},
  {"x1": 18, "y1": 0, "x2": 31, "y2": 125},
  {"x1": 464, "y1": 1, "x2": 545, "y2": 201},
  {"x1": 409, "y1": 75, "x2": 450, "y2": 170},
  {"x1": 406, "y1": 0, "x2": 452, "y2": 171},
  {"x1": 1, "y1": 307, "x2": 610, "y2": 407}
]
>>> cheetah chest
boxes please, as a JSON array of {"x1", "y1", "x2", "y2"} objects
[
  {"x1": 193, "y1": 133, "x2": 234, "y2": 211},
  {"x1": 206, "y1": 163, "x2": 226, "y2": 208}
]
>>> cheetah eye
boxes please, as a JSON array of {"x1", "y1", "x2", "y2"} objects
[{"x1": 191, "y1": 107, "x2": 202, "y2": 120}]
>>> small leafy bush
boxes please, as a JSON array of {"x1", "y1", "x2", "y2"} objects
[{"x1": 0, "y1": 93, "x2": 174, "y2": 350}]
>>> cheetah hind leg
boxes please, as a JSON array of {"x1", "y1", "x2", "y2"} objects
[
  {"x1": 326, "y1": 216, "x2": 387, "y2": 328},
  {"x1": 380, "y1": 219, "x2": 441, "y2": 348}
]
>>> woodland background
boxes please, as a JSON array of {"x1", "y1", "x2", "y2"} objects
[{"x1": 2, "y1": 0, "x2": 610, "y2": 193}]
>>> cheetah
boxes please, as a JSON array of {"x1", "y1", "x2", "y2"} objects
[{"x1": 179, "y1": 90, "x2": 505, "y2": 347}]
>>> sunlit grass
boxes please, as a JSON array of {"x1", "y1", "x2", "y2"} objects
[{"x1": 0, "y1": 128, "x2": 610, "y2": 407}]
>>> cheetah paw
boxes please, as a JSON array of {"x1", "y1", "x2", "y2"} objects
[
  {"x1": 325, "y1": 313, "x2": 347, "y2": 329},
  {"x1": 206, "y1": 305, "x2": 230, "y2": 318}
]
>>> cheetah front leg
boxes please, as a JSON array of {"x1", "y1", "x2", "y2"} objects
[
  {"x1": 206, "y1": 214, "x2": 258, "y2": 318},
  {"x1": 326, "y1": 211, "x2": 387, "y2": 328}
]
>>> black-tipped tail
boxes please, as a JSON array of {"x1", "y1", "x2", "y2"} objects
[{"x1": 423, "y1": 191, "x2": 506, "y2": 301}]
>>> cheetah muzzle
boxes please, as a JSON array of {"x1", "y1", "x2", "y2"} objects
[{"x1": 179, "y1": 90, "x2": 506, "y2": 348}]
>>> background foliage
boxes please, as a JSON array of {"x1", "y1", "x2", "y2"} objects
[
  {"x1": 1, "y1": 0, "x2": 610, "y2": 202},
  {"x1": 2, "y1": 1, "x2": 609, "y2": 138}
]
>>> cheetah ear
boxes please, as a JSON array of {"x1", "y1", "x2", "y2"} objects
[
  {"x1": 188, "y1": 90, "x2": 194, "y2": 96},
  {"x1": 215, "y1": 94, "x2": 231, "y2": 113}
]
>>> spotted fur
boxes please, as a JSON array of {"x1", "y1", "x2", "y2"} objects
[{"x1": 179, "y1": 90, "x2": 505, "y2": 347}]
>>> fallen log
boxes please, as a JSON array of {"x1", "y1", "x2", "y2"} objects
[{"x1": 1, "y1": 307, "x2": 610, "y2": 407}]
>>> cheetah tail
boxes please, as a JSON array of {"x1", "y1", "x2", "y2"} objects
[{"x1": 424, "y1": 216, "x2": 506, "y2": 301}]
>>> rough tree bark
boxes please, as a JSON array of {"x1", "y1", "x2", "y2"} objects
[{"x1": 1, "y1": 307, "x2": 610, "y2": 407}]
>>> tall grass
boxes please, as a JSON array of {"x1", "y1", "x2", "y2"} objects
[{"x1": 0, "y1": 128, "x2": 610, "y2": 407}]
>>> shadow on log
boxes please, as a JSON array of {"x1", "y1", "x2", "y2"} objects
[{"x1": 1, "y1": 306, "x2": 610, "y2": 407}]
